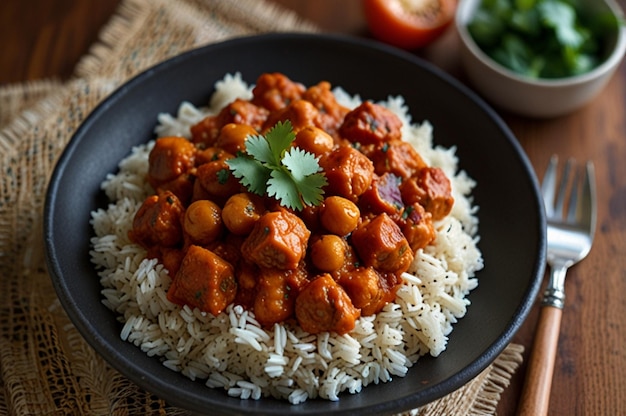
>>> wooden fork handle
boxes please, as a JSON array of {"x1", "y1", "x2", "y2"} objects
[{"x1": 517, "y1": 305, "x2": 563, "y2": 416}]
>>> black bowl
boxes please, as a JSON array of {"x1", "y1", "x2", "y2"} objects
[{"x1": 44, "y1": 33, "x2": 545, "y2": 415}]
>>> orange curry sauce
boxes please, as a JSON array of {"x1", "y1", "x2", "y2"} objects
[{"x1": 128, "y1": 73, "x2": 453, "y2": 335}]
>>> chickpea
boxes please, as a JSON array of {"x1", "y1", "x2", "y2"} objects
[
  {"x1": 319, "y1": 196, "x2": 360, "y2": 236},
  {"x1": 196, "y1": 159, "x2": 241, "y2": 200},
  {"x1": 294, "y1": 126, "x2": 334, "y2": 155},
  {"x1": 183, "y1": 200, "x2": 223, "y2": 245},
  {"x1": 310, "y1": 234, "x2": 346, "y2": 272},
  {"x1": 215, "y1": 123, "x2": 258, "y2": 155},
  {"x1": 221, "y1": 193, "x2": 265, "y2": 235}
]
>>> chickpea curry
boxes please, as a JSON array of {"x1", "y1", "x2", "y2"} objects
[{"x1": 128, "y1": 73, "x2": 454, "y2": 335}]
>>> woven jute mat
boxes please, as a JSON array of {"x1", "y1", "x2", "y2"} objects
[{"x1": 0, "y1": 0, "x2": 524, "y2": 414}]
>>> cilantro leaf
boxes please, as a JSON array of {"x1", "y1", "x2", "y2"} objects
[
  {"x1": 265, "y1": 121, "x2": 296, "y2": 164},
  {"x1": 296, "y1": 172, "x2": 328, "y2": 207},
  {"x1": 282, "y1": 147, "x2": 328, "y2": 207},
  {"x1": 226, "y1": 120, "x2": 327, "y2": 210},
  {"x1": 226, "y1": 155, "x2": 271, "y2": 196},
  {"x1": 282, "y1": 147, "x2": 321, "y2": 179},
  {"x1": 267, "y1": 169, "x2": 303, "y2": 210},
  {"x1": 244, "y1": 134, "x2": 276, "y2": 166}
]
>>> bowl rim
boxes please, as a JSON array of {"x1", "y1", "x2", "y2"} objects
[{"x1": 455, "y1": 0, "x2": 626, "y2": 87}]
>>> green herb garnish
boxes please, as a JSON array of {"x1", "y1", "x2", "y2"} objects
[
  {"x1": 226, "y1": 121, "x2": 328, "y2": 211},
  {"x1": 467, "y1": 0, "x2": 620, "y2": 79}
]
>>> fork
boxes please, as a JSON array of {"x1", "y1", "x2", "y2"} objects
[{"x1": 517, "y1": 155, "x2": 597, "y2": 416}]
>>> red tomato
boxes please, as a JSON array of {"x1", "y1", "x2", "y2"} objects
[{"x1": 363, "y1": 0, "x2": 457, "y2": 50}]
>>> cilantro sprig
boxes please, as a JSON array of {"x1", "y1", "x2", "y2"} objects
[
  {"x1": 226, "y1": 121, "x2": 328, "y2": 211},
  {"x1": 467, "y1": 0, "x2": 620, "y2": 79}
]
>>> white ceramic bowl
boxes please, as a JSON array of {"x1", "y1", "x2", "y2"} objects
[{"x1": 455, "y1": 0, "x2": 626, "y2": 118}]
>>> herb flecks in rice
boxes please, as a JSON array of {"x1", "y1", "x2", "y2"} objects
[{"x1": 89, "y1": 72, "x2": 482, "y2": 404}]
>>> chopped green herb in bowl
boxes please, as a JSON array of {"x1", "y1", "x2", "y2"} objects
[
  {"x1": 467, "y1": 0, "x2": 620, "y2": 79},
  {"x1": 455, "y1": 0, "x2": 626, "y2": 117}
]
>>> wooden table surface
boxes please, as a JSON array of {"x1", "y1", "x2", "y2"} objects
[{"x1": 2, "y1": 0, "x2": 625, "y2": 414}]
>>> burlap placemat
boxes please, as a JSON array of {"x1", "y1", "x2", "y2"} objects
[{"x1": 0, "y1": 0, "x2": 524, "y2": 414}]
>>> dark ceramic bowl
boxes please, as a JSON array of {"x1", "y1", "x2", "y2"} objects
[{"x1": 44, "y1": 33, "x2": 545, "y2": 415}]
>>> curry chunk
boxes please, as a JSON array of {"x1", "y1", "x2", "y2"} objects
[
  {"x1": 251, "y1": 72, "x2": 306, "y2": 111},
  {"x1": 190, "y1": 116, "x2": 220, "y2": 147},
  {"x1": 402, "y1": 167, "x2": 454, "y2": 221},
  {"x1": 253, "y1": 267, "x2": 296, "y2": 327},
  {"x1": 319, "y1": 145, "x2": 374, "y2": 201},
  {"x1": 351, "y1": 213, "x2": 414, "y2": 275},
  {"x1": 302, "y1": 81, "x2": 350, "y2": 135},
  {"x1": 295, "y1": 274, "x2": 360, "y2": 335},
  {"x1": 337, "y1": 266, "x2": 400, "y2": 316},
  {"x1": 215, "y1": 98, "x2": 268, "y2": 130},
  {"x1": 242, "y1": 209, "x2": 311, "y2": 270},
  {"x1": 158, "y1": 246, "x2": 185, "y2": 276},
  {"x1": 368, "y1": 140, "x2": 427, "y2": 179},
  {"x1": 129, "y1": 190, "x2": 184, "y2": 248},
  {"x1": 191, "y1": 99, "x2": 268, "y2": 146},
  {"x1": 167, "y1": 245, "x2": 237, "y2": 316},
  {"x1": 233, "y1": 261, "x2": 258, "y2": 309},
  {"x1": 396, "y1": 202, "x2": 436, "y2": 251},
  {"x1": 148, "y1": 137, "x2": 197, "y2": 190},
  {"x1": 262, "y1": 99, "x2": 320, "y2": 133},
  {"x1": 156, "y1": 172, "x2": 195, "y2": 205},
  {"x1": 360, "y1": 172, "x2": 403, "y2": 216},
  {"x1": 339, "y1": 101, "x2": 402, "y2": 145}
]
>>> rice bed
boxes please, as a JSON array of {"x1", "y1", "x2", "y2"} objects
[{"x1": 90, "y1": 73, "x2": 483, "y2": 404}]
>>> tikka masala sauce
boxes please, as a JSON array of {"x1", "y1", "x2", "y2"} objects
[{"x1": 128, "y1": 73, "x2": 454, "y2": 335}]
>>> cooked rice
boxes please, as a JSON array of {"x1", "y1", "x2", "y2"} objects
[{"x1": 90, "y1": 72, "x2": 483, "y2": 403}]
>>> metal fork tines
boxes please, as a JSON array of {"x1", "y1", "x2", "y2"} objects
[
  {"x1": 517, "y1": 155, "x2": 597, "y2": 416},
  {"x1": 541, "y1": 155, "x2": 597, "y2": 309}
]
